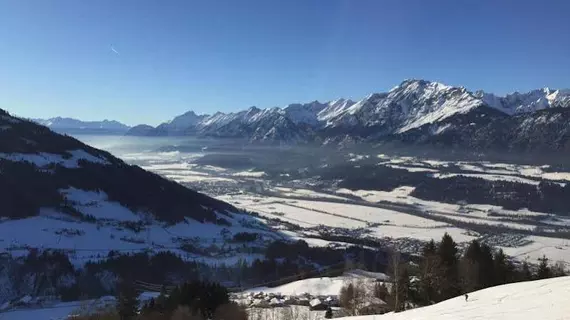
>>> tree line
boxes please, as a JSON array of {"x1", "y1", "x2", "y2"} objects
[
  {"x1": 335, "y1": 233, "x2": 567, "y2": 317},
  {"x1": 73, "y1": 279, "x2": 247, "y2": 320},
  {"x1": 386, "y1": 233, "x2": 566, "y2": 312}
]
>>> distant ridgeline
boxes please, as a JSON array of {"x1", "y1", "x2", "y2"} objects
[{"x1": 125, "y1": 80, "x2": 570, "y2": 153}]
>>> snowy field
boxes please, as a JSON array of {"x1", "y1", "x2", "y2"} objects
[
  {"x1": 220, "y1": 190, "x2": 570, "y2": 263},
  {"x1": 0, "y1": 200, "x2": 281, "y2": 265},
  {"x1": 243, "y1": 270, "x2": 388, "y2": 297},
  {"x1": 339, "y1": 276, "x2": 570, "y2": 320},
  {"x1": 378, "y1": 155, "x2": 570, "y2": 185}
]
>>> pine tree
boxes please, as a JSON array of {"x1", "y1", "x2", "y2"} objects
[
  {"x1": 493, "y1": 249, "x2": 514, "y2": 285},
  {"x1": 325, "y1": 306, "x2": 333, "y2": 319},
  {"x1": 437, "y1": 233, "x2": 460, "y2": 300},
  {"x1": 154, "y1": 285, "x2": 168, "y2": 313},
  {"x1": 478, "y1": 243, "x2": 495, "y2": 288},
  {"x1": 418, "y1": 240, "x2": 439, "y2": 305},
  {"x1": 536, "y1": 255, "x2": 552, "y2": 279},
  {"x1": 460, "y1": 240, "x2": 482, "y2": 293},
  {"x1": 116, "y1": 280, "x2": 139, "y2": 320},
  {"x1": 520, "y1": 260, "x2": 533, "y2": 281}
]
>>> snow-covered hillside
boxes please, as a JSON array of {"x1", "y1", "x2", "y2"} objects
[
  {"x1": 340, "y1": 276, "x2": 570, "y2": 320},
  {"x1": 0, "y1": 109, "x2": 274, "y2": 263}
]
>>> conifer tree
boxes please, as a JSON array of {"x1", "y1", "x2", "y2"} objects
[
  {"x1": 437, "y1": 233, "x2": 460, "y2": 300},
  {"x1": 536, "y1": 255, "x2": 552, "y2": 280},
  {"x1": 116, "y1": 280, "x2": 139, "y2": 320}
]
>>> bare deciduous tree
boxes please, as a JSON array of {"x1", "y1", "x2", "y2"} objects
[
  {"x1": 339, "y1": 279, "x2": 367, "y2": 315},
  {"x1": 389, "y1": 249, "x2": 409, "y2": 312}
]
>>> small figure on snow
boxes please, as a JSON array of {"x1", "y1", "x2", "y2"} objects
[{"x1": 465, "y1": 294, "x2": 469, "y2": 302}]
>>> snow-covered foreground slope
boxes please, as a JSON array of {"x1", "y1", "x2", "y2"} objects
[{"x1": 340, "y1": 276, "x2": 570, "y2": 320}]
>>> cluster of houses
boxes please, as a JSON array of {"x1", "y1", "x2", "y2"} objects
[
  {"x1": 233, "y1": 290, "x2": 390, "y2": 315},
  {"x1": 233, "y1": 291, "x2": 339, "y2": 311}
]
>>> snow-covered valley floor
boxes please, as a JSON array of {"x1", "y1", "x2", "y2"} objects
[{"x1": 43, "y1": 135, "x2": 570, "y2": 266}]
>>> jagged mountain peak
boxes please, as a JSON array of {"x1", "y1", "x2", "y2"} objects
[{"x1": 475, "y1": 86, "x2": 570, "y2": 115}]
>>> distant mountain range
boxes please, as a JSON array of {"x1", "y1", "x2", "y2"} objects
[
  {"x1": 124, "y1": 79, "x2": 570, "y2": 152},
  {"x1": 33, "y1": 117, "x2": 131, "y2": 134}
]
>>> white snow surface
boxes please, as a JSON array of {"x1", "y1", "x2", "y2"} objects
[
  {"x1": 232, "y1": 170, "x2": 266, "y2": 177},
  {"x1": 245, "y1": 270, "x2": 388, "y2": 297},
  {"x1": 60, "y1": 187, "x2": 141, "y2": 221},
  {"x1": 476, "y1": 87, "x2": 570, "y2": 115},
  {"x1": 431, "y1": 172, "x2": 549, "y2": 186},
  {"x1": 0, "y1": 149, "x2": 109, "y2": 168},
  {"x1": 339, "y1": 276, "x2": 570, "y2": 320},
  {"x1": 0, "y1": 205, "x2": 280, "y2": 265}
]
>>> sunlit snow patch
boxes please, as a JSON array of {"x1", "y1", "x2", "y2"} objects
[
  {"x1": 0, "y1": 149, "x2": 109, "y2": 168},
  {"x1": 60, "y1": 187, "x2": 141, "y2": 221}
]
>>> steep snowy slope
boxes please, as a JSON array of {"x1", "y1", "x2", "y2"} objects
[
  {"x1": 317, "y1": 98, "x2": 356, "y2": 122},
  {"x1": 0, "y1": 109, "x2": 290, "y2": 303},
  {"x1": 154, "y1": 110, "x2": 208, "y2": 135},
  {"x1": 475, "y1": 88, "x2": 570, "y2": 115},
  {"x1": 340, "y1": 276, "x2": 570, "y2": 320},
  {"x1": 199, "y1": 107, "x2": 316, "y2": 142},
  {"x1": 283, "y1": 101, "x2": 327, "y2": 125},
  {"x1": 391, "y1": 105, "x2": 570, "y2": 152},
  {"x1": 324, "y1": 80, "x2": 485, "y2": 134}
]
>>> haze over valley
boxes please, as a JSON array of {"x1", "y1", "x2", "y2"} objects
[{"x1": 2, "y1": 1, "x2": 570, "y2": 318}]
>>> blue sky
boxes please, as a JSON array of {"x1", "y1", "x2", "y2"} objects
[{"x1": 1, "y1": 0, "x2": 569, "y2": 126}]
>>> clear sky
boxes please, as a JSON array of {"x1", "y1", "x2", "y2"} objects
[{"x1": 1, "y1": 0, "x2": 569, "y2": 126}]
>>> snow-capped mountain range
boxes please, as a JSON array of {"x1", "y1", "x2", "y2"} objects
[
  {"x1": 126, "y1": 79, "x2": 570, "y2": 151},
  {"x1": 33, "y1": 117, "x2": 131, "y2": 134}
]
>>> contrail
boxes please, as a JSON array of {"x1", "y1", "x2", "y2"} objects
[{"x1": 110, "y1": 45, "x2": 120, "y2": 55}]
